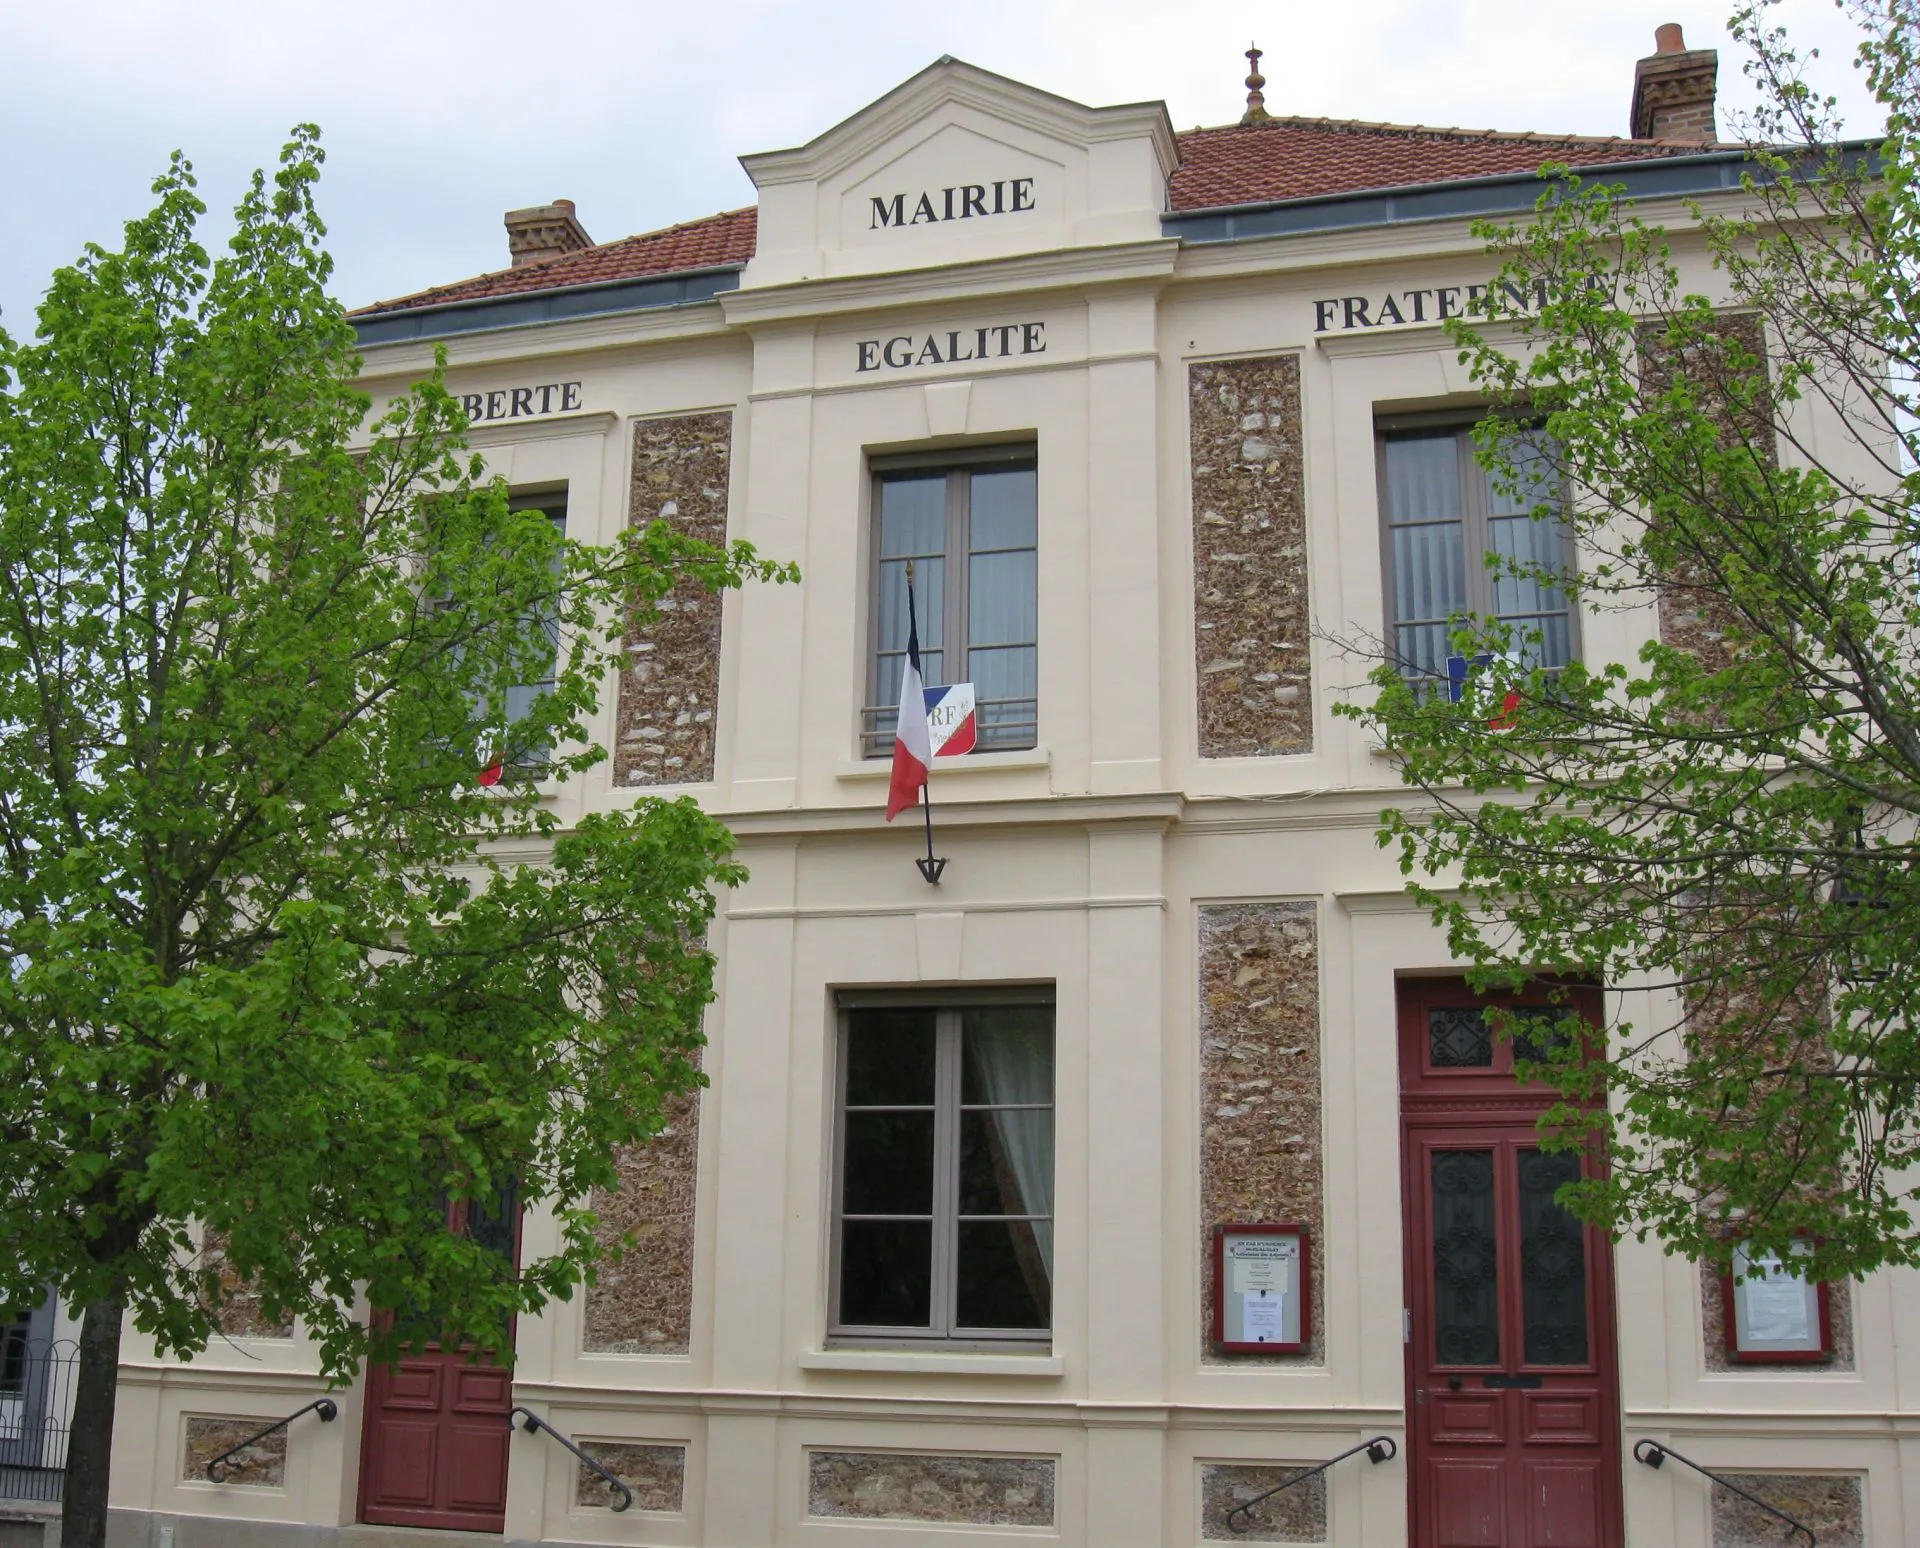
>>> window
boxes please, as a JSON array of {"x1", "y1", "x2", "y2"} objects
[
  {"x1": 489, "y1": 491, "x2": 567, "y2": 778},
  {"x1": 863, "y1": 450, "x2": 1037, "y2": 756},
  {"x1": 1379, "y1": 422, "x2": 1576, "y2": 690},
  {"x1": 832, "y1": 996, "x2": 1054, "y2": 1346}
]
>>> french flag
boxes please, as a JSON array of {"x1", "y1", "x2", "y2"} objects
[{"x1": 886, "y1": 583, "x2": 933, "y2": 822}]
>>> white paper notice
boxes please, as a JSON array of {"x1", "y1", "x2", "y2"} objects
[
  {"x1": 1241, "y1": 1293, "x2": 1285, "y2": 1341},
  {"x1": 1745, "y1": 1258, "x2": 1813, "y2": 1344},
  {"x1": 1233, "y1": 1256, "x2": 1290, "y2": 1296}
]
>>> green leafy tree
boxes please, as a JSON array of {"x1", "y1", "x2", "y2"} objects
[
  {"x1": 0, "y1": 130, "x2": 792, "y2": 1546},
  {"x1": 1344, "y1": 1, "x2": 1915, "y2": 1285}
]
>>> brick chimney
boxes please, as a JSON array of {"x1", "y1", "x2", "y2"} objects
[
  {"x1": 503, "y1": 199, "x2": 594, "y2": 268},
  {"x1": 1630, "y1": 23, "x2": 1719, "y2": 142}
]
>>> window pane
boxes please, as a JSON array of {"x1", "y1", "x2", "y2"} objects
[
  {"x1": 1484, "y1": 430, "x2": 1559, "y2": 516},
  {"x1": 1518, "y1": 1149, "x2": 1589, "y2": 1365},
  {"x1": 1384, "y1": 433, "x2": 1462, "y2": 521},
  {"x1": 967, "y1": 644, "x2": 1036, "y2": 707},
  {"x1": 845, "y1": 1009, "x2": 936, "y2": 1105},
  {"x1": 465, "y1": 1178, "x2": 519, "y2": 1265},
  {"x1": 839, "y1": 1220, "x2": 932, "y2": 1327},
  {"x1": 958, "y1": 1110, "x2": 1054, "y2": 1216},
  {"x1": 956, "y1": 1220, "x2": 1050, "y2": 1329},
  {"x1": 877, "y1": 556, "x2": 944, "y2": 655},
  {"x1": 1488, "y1": 516, "x2": 1567, "y2": 616},
  {"x1": 879, "y1": 475, "x2": 947, "y2": 557},
  {"x1": 843, "y1": 1113, "x2": 936, "y2": 1214},
  {"x1": 1431, "y1": 1149, "x2": 1500, "y2": 1365},
  {"x1": 968, "y1": 549, "x2": 1037, "y2": 648},
  {"x1": 1394, "y1": 620, "x2": 1455, "y2": 684},
  {"x1": 969, "y1": 466, "x2": 1037, "y2": 550},
  {"x1": 1428, "y1": 1007, "x2": 1493, "y2": 1068},
  {"x1": 1390, "y1": 519, "x2": 1467, "y2": 626},
  {"x1": 961, "y1": 1007, "x2": 1054, "y2": 1103}
]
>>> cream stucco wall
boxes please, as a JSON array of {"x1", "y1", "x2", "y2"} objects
[{"x1": 108, "y1": 60, "x2": 1920, "y2": 1548}]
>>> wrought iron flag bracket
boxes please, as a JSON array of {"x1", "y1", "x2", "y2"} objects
[
  {"x1": 916, "y1": 793, "x2": 947, "y2": 886},
  {"x1": 901, "y1": 559, "x2": 947, "y2": 886}
]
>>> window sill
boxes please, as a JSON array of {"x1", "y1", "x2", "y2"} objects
[
  {"x1": 834, "y1": 746, "x2": 1051, "y2": 781},
  {"x1": 800, "y1": 1347, "x2": 1063, "y2": 1377}
]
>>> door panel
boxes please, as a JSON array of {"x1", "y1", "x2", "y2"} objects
[
  {"x1": 1523, "y1": 1464, "x2": 1600, "y2": 1546},
  {"x1": 358, "y1": 1183, "x2": 520, "y2": 1532},
  {"x1": 1431, "y1": 1461, "x2": 1506, "y2": 1546},
  {"x1": 1400, "y1": 979, "x2": 1622, "y2": 1548}
]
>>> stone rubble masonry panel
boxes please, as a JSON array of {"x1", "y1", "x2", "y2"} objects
[
  {"x1": 1198, "y1": 901, "x2": 1324, "y2": 1365},
  {"x1": 201, "y1": 1231, "x2": 292, "y2": 1340},
  {"x1": 1710, "y1": 1473, "x2": 1863, "y2": 1548},
  {"x1": 805, "y1": 1451, "x2": 1056, "y2": 1527},
  {"x1": 181, "y1": 1417, "x2": 286, "y2": 1487},
  {"x1": 615, "y1": 411, "x2": 733, "y2": 787},
  {"x1": 583, "y1": 1077, "x2": 701, "y2": 1352},
  {"x1": 1698, "y1": 1260, "x2": 1855, "y2": 1373},
  {"x1": 1637, "y1": 312, "x2": 1774, "y2": 675},
  {"x1": 576, "y1": 1441, "x2": 687, "y2": 1512},
  {"x1": 1188, "y1": 355, "x2": 1313, "y2": 758},
  {"x1": 1199, "y1": 1463, "x2": 1329, "y2": 1543}
]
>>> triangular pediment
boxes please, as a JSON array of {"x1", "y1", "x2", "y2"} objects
[{"x1": 739, "y1": 58, "x2": 1177, "y2": 286}]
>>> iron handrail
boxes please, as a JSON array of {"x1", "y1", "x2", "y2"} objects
[
  {"x1": 1633, "y1": 1439, "x2": 1817, "y2": 1547},
  {"x1": 204, "y1": 1398, "x2": 338, "y2": 1481},
  {"x1": 510, "y1": 1405, "x2": 633, "y2": 1512},
  {"x1": 1226, "y1": 1435, "x2": 1397, "y2": 1534}
]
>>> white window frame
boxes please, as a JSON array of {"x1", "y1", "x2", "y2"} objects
[
  {"x1": 1375, "y1": 413, "x2": 1581, "y2": 686},
  {"x1": 861, "y1": 446, "x2": 1038, "y2": 757},
  {"x1": 828, "y1": 987, "x2": 1055, "y2": 1351}
]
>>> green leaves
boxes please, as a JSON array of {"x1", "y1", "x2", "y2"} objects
[
  {"x1": 0, "y1": 130, "x2": 788, "y2": 1372},
  {"x1": 1341, "y1": 5, "x2": 1920, "y2": 1280}
]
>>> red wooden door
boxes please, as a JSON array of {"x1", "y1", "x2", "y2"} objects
[
  {"x1": 359, "y1": 1186, "x2": 519, "y2": 1532},
  {"x1": 1398, "y1": 979, "x2": 1622, "y2": 1548}
]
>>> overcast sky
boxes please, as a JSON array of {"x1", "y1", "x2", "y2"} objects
[{"x1": 0, "y1": 0, "x2": 1884, "y2": 330}]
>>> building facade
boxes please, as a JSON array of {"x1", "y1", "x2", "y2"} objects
[{"x1": 104, "y1": 29, "x2": 1915, "y2": 1548}]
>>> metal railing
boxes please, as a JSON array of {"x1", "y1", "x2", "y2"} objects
[
  {"x1": 0, "y1": 1339, "x2": 77, "y2": 1504},
  {"x1": 1226, "y1": 1436, "x2": 1397, "y2": 1535},
  {"x1": 509, "y1": 1406, "x2": 632, "y2": 1512},
  {"x1": 860, "y1": 696, "x2": 1038, "y2": 758},
  {"x1": 1633, "y1": 1439, "x2": 1817, "y2": 1547},
  {"x1": 204, "y1": 1399, "x2": 338, "y2": 1482}
]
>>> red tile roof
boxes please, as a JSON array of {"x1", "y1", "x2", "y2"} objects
[
  {"x1": 354, "y1": 119, "x2": 1707, "y2": 318},
  {"x1": 352, "y1": 206, "x2": 758, "y2": 317},
  {"x1": 1167, "y1": 117, "x2": 1707, "y2": 212}
]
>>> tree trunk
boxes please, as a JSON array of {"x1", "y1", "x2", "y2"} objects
[{"x1": 62, "y1": 1285, "x2": 126, "y2": 1548}]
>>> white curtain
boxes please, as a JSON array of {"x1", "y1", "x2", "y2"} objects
[{"x1": 964, "y1": 1012, "x2": 1054, "y2": 1293}]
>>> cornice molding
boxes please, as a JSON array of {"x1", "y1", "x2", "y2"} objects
[{"x1": 720, "y1": 239, "x2": 1180, "y2": 328}]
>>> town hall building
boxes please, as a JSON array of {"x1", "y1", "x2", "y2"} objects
[{"x1": 100, "y1": 24, "x2": 1910, "y2": 1548}]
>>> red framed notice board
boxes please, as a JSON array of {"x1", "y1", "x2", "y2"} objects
[
  {"x1": 1720, "y1": 1239, "x2": 1833, "y2": 1363},
  {"x1": 1212, "y1": 1224, "x2": 1309, "y2": 1354}
]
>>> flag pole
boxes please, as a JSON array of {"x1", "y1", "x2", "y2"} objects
[{"x1": 907, "y1": 561, "x2": 947, "y2": 885}]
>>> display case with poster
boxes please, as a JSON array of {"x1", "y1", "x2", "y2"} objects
[
  {"x1": 1720, "y1": 1239, "x2": 1832, "y2": 1363},
  {"x1": 1211, "y1": 1224, "x2": 1309, "y2": 1355}
]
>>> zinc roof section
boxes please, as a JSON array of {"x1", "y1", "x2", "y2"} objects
[{"x1": 350, "y1": 119, "x2": 1709, "y2": 320}]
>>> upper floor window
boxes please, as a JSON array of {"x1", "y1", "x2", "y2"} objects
[
  {"x1": 831, "y1": 995, "x2": 1054, "y2": 1348},
  {"x1": 479, "y1": 490, "x2": 566, "y2": 781},
  {"x1": 1379, "y1": 423, "x2": 1576, "y2": 691},
  {"x1": 863, "y1": 450, "x2": 1037, "y2": 757}
]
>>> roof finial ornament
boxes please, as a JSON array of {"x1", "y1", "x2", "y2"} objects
[{"x1": 1241, "y1": 43, "x2": 1270, "y2": 125}]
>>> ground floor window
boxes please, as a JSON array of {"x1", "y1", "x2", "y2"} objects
[{"x1": 831, "y1": 993, "x2": 1054, "y2": 1346}]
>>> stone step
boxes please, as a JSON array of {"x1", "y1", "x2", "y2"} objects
[{"x1": 109, "y1": 1513, "x2": 534, "y2": 1548}]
